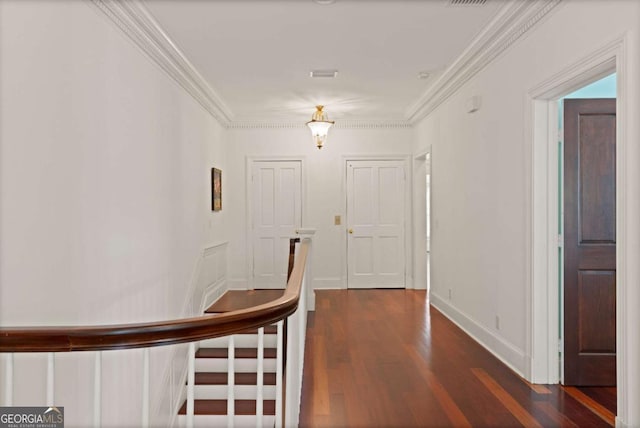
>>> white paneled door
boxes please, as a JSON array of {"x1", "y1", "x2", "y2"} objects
[
  {"x1": 251, "y1": 161, "x2": 302, "y2": 289},
  {"x1": 346, "y1": 160, "x2": 405, "y2": 288}
]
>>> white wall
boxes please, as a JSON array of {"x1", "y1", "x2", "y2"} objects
[
  {"x1": 0, "y1": 1, "x2": 227, "y2": 426},
  {"x1": 413, "y1": 1, "x2": 640, "y2": 426},
  {"x1": 225, "y1": 126, "x2": 414, "y2": 291}
]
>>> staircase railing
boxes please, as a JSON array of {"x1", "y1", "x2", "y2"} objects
[{"x1": 0, "y1": 237, "x2": 311, "y2": 427}]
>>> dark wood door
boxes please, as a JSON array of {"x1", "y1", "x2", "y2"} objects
[{"x1": 564, "y1": 98, "x2": 616, "y2": 386}]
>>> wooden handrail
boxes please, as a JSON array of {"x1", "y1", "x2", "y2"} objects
[{"x1": 0, "y1": 238, "x2": 309, "y2": 353}]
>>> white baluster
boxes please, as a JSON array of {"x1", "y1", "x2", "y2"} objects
[
  {"x1": 227, "y1": 335, "x2": 235, "y2": 428},
  {"x1": 285, "y1": 314, "x2": 296, "y2": 426},
  {"x1": 256, "y1": 327, "x2": 264, "y2": 428},
  {"x1": 4, "y1": 354, "x2": 13, "y2": 406},
  {"x1": 141, "y1": 348, "x2": 150, "y2": 428},
  {"x1": 46, "y1": 353, "x2": 55, "y2": 405},
  {"x1": 186, "y1": 343, "x2": 195, "y2": 428},
  {"x1": 93, "y1": 352, "x2": 102, "y2": 427},
  {"x1": 275, "y1": 321, "x2": 283, "y2": 428}
]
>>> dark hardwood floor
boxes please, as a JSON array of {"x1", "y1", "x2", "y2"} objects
[{"x1": 299, "y1": 290, "x2": 616, "y2": 427}]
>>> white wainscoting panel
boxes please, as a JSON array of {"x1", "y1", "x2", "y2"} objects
[
  {"x1": 200, "y1": 242, "x2": 229, "y2": 313},
  {"x1": 165, "y1": 242, "x2": 229, "y2": 428}
]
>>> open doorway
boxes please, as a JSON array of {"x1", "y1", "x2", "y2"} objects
[
  {"x1": 412, "y1": 150, "x2": 430, "y2": 294},
  {"x1": 528, "y1": 35, "x2": 638, "y2": 427}
]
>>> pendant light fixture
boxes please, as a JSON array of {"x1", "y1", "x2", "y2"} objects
[{"x1": 306, "y1": 105, "x2": 334, "y2": 149}]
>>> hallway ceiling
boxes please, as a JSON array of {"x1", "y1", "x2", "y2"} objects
[{"x1": 143, "y1": 0, "x2": 502, "y2": 123}]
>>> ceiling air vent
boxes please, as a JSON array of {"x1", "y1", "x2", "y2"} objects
[
  {"x1": 448, "y1": 0, "x2": 487, "y2": 6},
  {"x1": 310, "y1": 70, "x2": 338, "y2": 78}
]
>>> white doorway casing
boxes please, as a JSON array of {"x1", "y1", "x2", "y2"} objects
[
  {"x1": 426, "y1": 154, "x2": 431, "y2": 293},
  {"x1": 527, "y1": 34, "x2": 639, "y2": 427},
  {"x1": 412, "y1": 149, "x2": 431, "y2": 292}
]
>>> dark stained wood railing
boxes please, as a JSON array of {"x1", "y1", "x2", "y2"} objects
[
  {"x1": 287, "y1": 237, "x2": 300, "y2": 282},
  {"x1": 0, "y1": 238, "x2": 309, "y2": 353}
]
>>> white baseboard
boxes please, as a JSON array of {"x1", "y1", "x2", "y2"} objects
[
  {"x1": 312, "y1": 277, "x2": 343, "y2": 289},
  {"x1": 228, "y1": 278, "x2": 249, "y2": 290},
  {"x1": 199, "y1": 279, "x2": 228, "y2": 313},
  {"x1": 405, "y1": 275, "x2": 414, "y2": 289},
  {"x1": 430, "y1": 292, "x2": 527, "y2": 377},
  {"x1": 412, "y1": 276, "x2": 427, "y2": 290}
]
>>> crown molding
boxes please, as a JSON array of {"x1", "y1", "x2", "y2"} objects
[
  {"x1": 92, "y1": 0, "x2": 561, "y2": 129},
  {"x1": 227, "y1": 120, "x2": 413, "y2": 130},
  {"x1": 91, "y1": 0, "x2": 233, "y2": 126},
  {"x1": 406, "y1": 0, "x2": 562, "y2": 123}
]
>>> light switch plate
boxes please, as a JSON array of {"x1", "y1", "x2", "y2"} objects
[{"x1": 334, "y1": 215, "x2": 341, "y2": 225}]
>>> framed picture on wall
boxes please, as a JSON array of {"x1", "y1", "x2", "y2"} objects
[{"x1": 212, "y1": 168, "x2": 222, "y2": 211}]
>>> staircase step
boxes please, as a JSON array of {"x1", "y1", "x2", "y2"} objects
[
  {"x1": 178, "y1": 399, "x2": 276, "y2": 415},
  {"x1": 205, "y1": 290, "x2": 284, "y2": 313},
  {"x1": 177, "y1": 414, "x2": 276, "y2": 428},
  {"x1": 195, "y1": 357, "x2": 277, "y2": 373},
  {"x1": 196, "y1": 347, "x2": 277, "y2": 359},
  {"x1": 201, "y1": 333, "x2": 277, "y2": 348},
  {"x1": 193, "y1": 384, "x2": 277, "y2": 400},
  {"x1": 194, "y1": 372, "x2": 276, "y2": 385}
]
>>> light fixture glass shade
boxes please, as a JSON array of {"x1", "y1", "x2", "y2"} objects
[{"x1": 306, "y1": 105, "x2": 334, "y2": 149}]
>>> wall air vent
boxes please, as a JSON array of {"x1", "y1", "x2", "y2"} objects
[
  {"x1": 310, "y1": 70, "x2": 338, "y2": 78},
  {"x1": 448, "y1": 0, "x2": 487, "y2": 6}
]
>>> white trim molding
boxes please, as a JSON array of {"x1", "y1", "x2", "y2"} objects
[
  {"x1": 227, "y1": 278, "x2": 249, "y2": 290},
  {"x1": 407, "y1": 0, "x2": 561, "y2": 123},
  {"x1": 90, "y1": 0, "x2": 414, "y2": 130},
  {"x1": 204, "y1": 240, "x2": 229, "y2": 257},
  {"x1": 431, "y1": 292, "x2": 527, "y2": 376},
  {"x1": 527, "y1": 33, "x2": 640, "y2": 428},
  {"x1": 200, "y1": 241, "x2": 229, "y2": 313},
  {"x1": 168, "y1": 241, "x2": 229, "y2": 427},
  {"x1": 91, "y1": 0, "x2": 233, "y2": 125},
  {"x1": 312, "y1": 277, "x2": 343, "y2": 290},
  {"x1": 91, "y1": 0, "x2": 561, "y2": 130}
]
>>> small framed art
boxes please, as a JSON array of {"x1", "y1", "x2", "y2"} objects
[{"x1": 212, "y1": 168, "x2": 222, "y2": 211}]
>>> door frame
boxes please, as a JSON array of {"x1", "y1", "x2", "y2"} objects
[
  {"x1": 413, "y1": 148, "x2": 431, "y2": 292},
  {"x1": 245, "y1": 156, "x2": 307, "y2": 290},
  {"x1": 341, "y1": 155, "x2": 412, "y2": 289},
  {"x1": 526, "y1": 34, "x2": 630, "y2": 419}
]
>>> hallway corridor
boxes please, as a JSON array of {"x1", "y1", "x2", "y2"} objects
[{"x1": 299, "y1": 290, "x2": 614, "y2": 427}]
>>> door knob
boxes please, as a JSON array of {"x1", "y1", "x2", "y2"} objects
[{"x1": 348, "y1": 228, "x2": 354, "y2": 234}]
